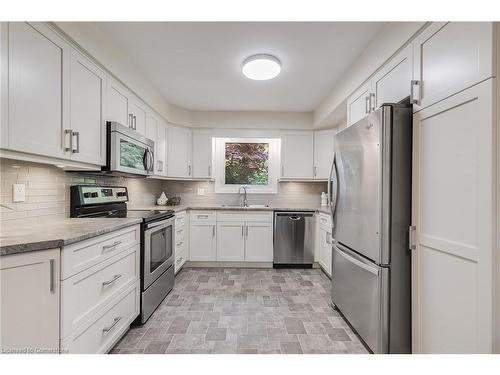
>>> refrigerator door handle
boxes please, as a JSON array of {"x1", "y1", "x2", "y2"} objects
[
  {"x1": 336, "y1": 245, "x2": 379, "y2": 275},
  {"x1": 329, "y1": 152, "x2": 339, "y2": 225}
]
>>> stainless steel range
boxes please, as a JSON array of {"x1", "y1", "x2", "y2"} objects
[{"x1": 70, "y1": 185, "x2": 175, "y2": 324}]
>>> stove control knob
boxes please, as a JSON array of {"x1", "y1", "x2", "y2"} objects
[
  {"x1": 83, "y1": 192, "x2": 92, "y2": 198},
  {"x1": 91, "y1": 192, "x2": 98, "y2": 198}
]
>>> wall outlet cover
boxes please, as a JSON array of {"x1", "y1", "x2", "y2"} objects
[
  {"x1": 197, "y1": 188, "x2": 205, "y2": 196},
  {"x1": 13, "y1": 184, "x2": 25, "y2": 202}
]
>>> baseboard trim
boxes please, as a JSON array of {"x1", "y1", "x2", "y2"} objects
[{"x1": 185, "y1": 261, "x2": 273, "y2": 269}]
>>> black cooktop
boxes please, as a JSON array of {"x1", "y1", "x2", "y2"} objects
[{"x1": 126, "y1": 209, "x2": 175, "y2": 223}]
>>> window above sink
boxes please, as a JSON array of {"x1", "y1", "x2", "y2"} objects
[{"x1": 213, "y1": 137, "x2": 280, "y2": 194}]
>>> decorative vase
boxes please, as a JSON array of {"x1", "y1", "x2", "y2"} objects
[{"x1": 156, "y1": 191, "x2": 168, "y2": 206}]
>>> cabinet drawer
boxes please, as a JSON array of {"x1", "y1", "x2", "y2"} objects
[
  {"x1": 318, "y1": 213, "x2": 332, "y2": 230},
  {"x1": 175, "y1": 211, "x2": 186, "y2": 227},
  {"x1": 61, "y1": 246, "x2": 139, "y2": 337},
  {"x1": 61, "y1": 225, "x2": 139, "y2": 279},
  {"x1": 175, "y1": 227, "x2": 185, "y2": 242},
  {"x1": 217, "y1": 211, "x2": 273, "y2": 223},
  {"x1": 190, "y1": 210, "x2": 216, "y2": 223},
  {"x1": 61, "y1": 281, "x2": 139, "y2": 354}
]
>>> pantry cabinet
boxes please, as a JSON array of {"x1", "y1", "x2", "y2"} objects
[
  {"x1": 167, "y1": 125, "x2": 192, "y2": 178},
  {"x1": 7, "y1": 22, "x2": 70, "y2": 159},
  {"x1": 192, "y1": 129, "x2": 213, "y2": 179},
  {"x1": 69, "y1": 49, "x2": 106, "y2": 165},
  {"x1": 0, "y1": 248, "x2": 60, "y2": 353},
  {"x1": 313, "y1": 129, "x2": 335, "y2": 180},
  {"x1": 411, "y1": 22, "x2": 494, "y2": 112},
  {"x1": 411, "y1": 80, "x2": 495, "y2": 353},
  {"x1": 281, "y1": 131, "x2": 314, "y2": 179}
]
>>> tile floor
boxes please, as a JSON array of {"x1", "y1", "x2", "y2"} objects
[{"x1": 111, "y1": 267, "x2": 369, "y2": 354}]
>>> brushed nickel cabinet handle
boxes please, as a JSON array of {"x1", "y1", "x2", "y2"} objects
[
  {"x1": 72, "y1": 131, "x2": 80, "y2": 153},
  {"x1": 365, "y1": 96, "x2": 370, "y2": 114},
  {"x1": 102, "y1": 274, "x2": 122, "y2": 286},
  {"x1": 64, "y1": 129, "x2": 73, "y2": 152},
  {"x1": 102, "y1": 241, "x2": 122, "y2": 253},
  {"x1": 212, "y1": 225, "x2": 215, "y2": 237},
  {"x1": 49, "y1": 259, "x2": 55, "y2": 293},
  {"x1": 102, "y1": 316, "x2": 122, "y2": 333}
]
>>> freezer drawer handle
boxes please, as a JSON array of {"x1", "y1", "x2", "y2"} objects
[
  {"x1": 288, "y1": 216, "x2": 302, "y2": 221},
  {"x1": 336, "y1": 247, "x2": 379, "y2": 276}
]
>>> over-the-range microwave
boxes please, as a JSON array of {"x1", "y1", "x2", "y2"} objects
[{"x1": 104, "y1": 121, "x2": 155, "y2": 177}]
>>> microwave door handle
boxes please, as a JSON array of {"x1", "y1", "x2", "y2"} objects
[
  {"x1": 149, "y1": 150, "x2": 155, "y2": 173},
  {"x1": 143, "y1": 149, "x2": 149, "y2": 172}
]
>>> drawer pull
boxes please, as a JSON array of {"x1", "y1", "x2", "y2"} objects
[
  {"x1": 176, "y1": 241, "x2": 184, "y2": 246},
  {"x1": 102, "y1": 241, "x2": 122, "y2": 253},
  {"x1": 102, "y1": 316, "x2": 122, "y2": 334},
  {"x1": 102, "y1": 274, "x2": 122, "y2": 286},
  {"x1": 197, "y1": 214, "x2": 209, "y2": 219}
]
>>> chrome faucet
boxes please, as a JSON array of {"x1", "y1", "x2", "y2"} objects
[{"x1": 239, "y1": 185, "x2": 248, "y2": 207}]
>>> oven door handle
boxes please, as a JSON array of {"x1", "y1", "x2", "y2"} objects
[{"x1": 145, "y1": 218, "x2": 174, "y2": 230}]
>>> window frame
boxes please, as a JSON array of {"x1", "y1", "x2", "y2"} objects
[{"x1": 214, "y1": 137, "x2": 280, "y2": 194}]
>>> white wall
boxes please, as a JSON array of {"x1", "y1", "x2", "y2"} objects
[
  {"x1": 313, "y1": 22, "x2": 427, "y2": 128},
  {"x1": 190, "y1": 110, "x2": 313, "y2": 130}
]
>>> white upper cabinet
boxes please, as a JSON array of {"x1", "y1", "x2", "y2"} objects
[
  {"x1": 281, "y1": 131, "x2": 314, "y2": 179},
  {"x1": 346, "y1": 81, "x2": 371, "y2": 127},
  {"x1": 129, "y1": 98, "x2": 148, "y2": 136},
  {"x1": 7, "y1": 22, "x2": 70, "y2": 159},
  {"x1": 192, "y1": 129, "x2": 213, "y2": 179},
  {"x1": 313, "y1": 129, "x2": 335, "y2": 180},
  {"x1": 412, "y1": 22, "x2": 494, "y2": 111},
  {"x1": 69, "y1": 50, "x2": 106, "y2": 165},
  {"x1": 371, "y1": 44, "x2": 413, "y2": 109},
  {"x1": 146, "y1": 111, "x2": 167, "y2": 176},
  {"x1": 167, "y1": 125, "x2": 192, "y2": 178},
  {"x1": 1, "y1": 23, "x2": 7, "y2": 149},
  {"x1": 106, "y1": 77, "x2": 132, "y2": 128}
]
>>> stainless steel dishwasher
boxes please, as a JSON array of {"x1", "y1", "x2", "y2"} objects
[{"x1": 273, "y1": 211, "x2": 315, "y2": 267}]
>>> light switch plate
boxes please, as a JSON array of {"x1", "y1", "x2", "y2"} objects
[
  {"x1": 13, "y1": 184, "x2": 25, "y2": 202},
  {"x1": 197, "y1": 188, "x2": 205, "y2": 196}
]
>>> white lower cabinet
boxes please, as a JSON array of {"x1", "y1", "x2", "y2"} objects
[
  {"x1": 216, "y1": 222, "x2": 245, "y2": 261},
  {"x1": 60, "y1": 224, "x2": 141, "y2": 354},
  {"x1": 174, "y1": 211, "x2": 188, "y2": 273},
  {"x1": 317, "y1": 213, "x2": 333, "y2": 277},
  {"x1": 189, "y1": 211, "x2": 217, "y2": 261},
  {"x1": 0, "y1": 248, "x2": 60, "y2": 353},
  {"x1": 244, "y1": 222, "x2": 273, "y2": 262}
]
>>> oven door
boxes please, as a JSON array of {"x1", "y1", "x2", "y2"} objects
[
  {"x1": 143, "y1": 217, "x2": 175, "y2": 289},
  {"x1": 110, "y1": 128, "x2": 154, "y2": 176}
]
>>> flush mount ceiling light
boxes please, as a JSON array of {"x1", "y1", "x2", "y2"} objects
[{"x1": 242, "y1": 54, "x2": 281, "y2": 81}]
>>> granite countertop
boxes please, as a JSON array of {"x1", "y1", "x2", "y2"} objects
[
  {"x1": 0, "y1": 218, "x2": 142, "y2": 257},
  {"x1": 128, "y1": 204, "x2": 331, "y2": 214}
]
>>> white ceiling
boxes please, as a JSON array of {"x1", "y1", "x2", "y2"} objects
[{"x1": 93, "y1": 22, "x2": 384, "y2": 112}]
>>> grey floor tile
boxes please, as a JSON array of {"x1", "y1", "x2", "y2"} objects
[
  {"x1": 281, "y1": 341, "x2": 303, "y2": 354},
  {"x1": 206, "y1": 327, "x2": 227, "y2": 341}
]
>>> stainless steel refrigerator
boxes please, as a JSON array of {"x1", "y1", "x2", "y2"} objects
[{"x1": 329, "y1": 103, "x2": 412, "y2": 354}]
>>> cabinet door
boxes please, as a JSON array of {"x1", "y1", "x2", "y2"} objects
[
  {"x1": 216, "y1": 222, "x2": 245, "y2": 261},
  {"x1": 130, "y1": 98, "x2": 148, "y2": 136},
  {"x1": 70, "y1": 50, "x2": 106, "y2": 165},
  {"x1": 346, "y1": 81, "x2": 371, "y2": 127},
  {"x1": 412, "y1": 22, "x2": 494, "y2": 112},
  {"x1": 8, "y1": 22, "x2": 70, "y2": 159},
  {"x1": 1, "y1": 23, "x2": 7, "y2": 149},
  {"x1": 322, "y1": 231, "x2": 332, "y2": 277},
  {"x1": 281, "y1": 131, "x2": 314, "y2": 179},
  {"x1": 146, "y1": 112, "x2": 158, "y2": 173},
  {"x1": 372, "y1": 44, "x2": 413, "y2": 110},
  {"x1": 192, "y1": 129, "x2": 213, "y2": 178},
  {"x1": 107, "y1": 77, "x2": 131, "y2": 127},
  {"x1": 0, "y1": 248, "x2": 60, "y2": 352},
  {"x1": 189, "y1": 223, "x2": 216, "y2": 261},
  {"x1": 167, "y1": 125, "x2": 192, "y2": 178},
  {"x1": 313, "y1": 129, "x2": 335, "y2": 180},
  {"x1": 412, "y1": 80, "x2": 494, "y2": 353},
  {"x1": 156, "y1": 120, "x2": 167, "y2": 176},
  {"x1": 245, "y1": 222, "x2": 273, "y2": 262}
]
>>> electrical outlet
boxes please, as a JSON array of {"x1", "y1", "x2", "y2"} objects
[
  {"x1": 13, "y1": 184, "x2": 25, "y2": 202},
  {"x1": 197, "y1": 188, "x2": 205, "y2": 196}
]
